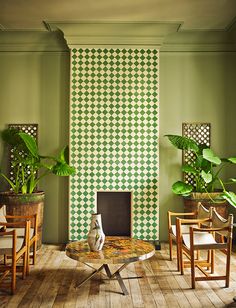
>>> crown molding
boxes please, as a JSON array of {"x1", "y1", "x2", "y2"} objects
[
  {"x1": 0, "y1": 30, "x2": 68, "y2": 51},
  {"x1": 44, "y1": 21, "x2": 180, "y2": 47},
  {"x1": 0, "y1": 20, "x2": 236, "y2": 52},
  {"x1": 162, "y1": 28, "x2": 236, "y2": 51},
  {"x1": 44, "y1": 20, "x2": 236, "y2": 51}
]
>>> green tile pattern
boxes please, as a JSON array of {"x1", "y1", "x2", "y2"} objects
[{"x1": 69, "y1": 48, "x2": 159, "y2": 241}]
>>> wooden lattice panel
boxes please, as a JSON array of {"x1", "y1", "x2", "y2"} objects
[
  {"x1": 8, "y1": 124, "x2": 38, "y2": 139},
  {"x1": 8, "y1": 124, "x2": 38, "y2": 185},
  {"x1": 182, "y1": 123, "x2": 211, "y2": 186}
]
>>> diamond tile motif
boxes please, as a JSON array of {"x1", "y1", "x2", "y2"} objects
[{"x1": 69, "y1": 48, "x2": 159, "y2": 241}]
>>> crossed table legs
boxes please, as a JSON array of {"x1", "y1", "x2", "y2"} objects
[{"x1": 76, "y1": 262, "x2": 141, "y2": 295}]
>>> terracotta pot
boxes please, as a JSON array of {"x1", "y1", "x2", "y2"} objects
[
  {"x1": 0, "y1": 191, "x2": 45, "y2": 249},
  {"x1": 184, "y1": 192, "x2": 228, "y2": 218}
]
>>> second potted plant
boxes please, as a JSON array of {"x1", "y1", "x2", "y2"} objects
[{"x1": 165, "y1": 134, "x2": 236, "y2": 216}]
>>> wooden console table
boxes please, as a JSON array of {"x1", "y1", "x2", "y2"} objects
[{"x1": 66, "y1": 236, "x2": 155, "y2": 295}]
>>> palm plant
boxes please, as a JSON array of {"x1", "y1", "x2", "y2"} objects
[
  {"x1": 165, "y1": 134, "x2": 236, "y2": 207},
  {"x1": 0, "y1": 128, "x2": 76, "y2": 194}
]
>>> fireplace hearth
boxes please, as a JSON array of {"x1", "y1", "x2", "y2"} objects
[{"x1": 97, "y1": 191, "x2": 131, "y2": 236}]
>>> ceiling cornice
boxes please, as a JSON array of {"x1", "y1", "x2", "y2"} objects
[
  {"x1": 0, "y1": 20, "x2": 236, "y2": 52},
  {"x1": 0, "y1": 30, "x2": 68, "y2": 52},
  {"x1": 44, "y1": 20, "x2": 236, "y2": 51},
  {"x1": 44, "y1": 21, "x2": 180, "y2": 47}
]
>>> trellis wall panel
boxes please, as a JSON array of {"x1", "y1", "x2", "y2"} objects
[{"x1": 69, "y1": 48, "x2": 159, "y2": 241}]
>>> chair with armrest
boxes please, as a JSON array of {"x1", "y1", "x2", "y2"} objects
[
  {"x1": 6, "y1": 213, "x2": 38, "y2": 268},
  {"x1": 167, "y1": 202, "x2": 211, "y2": 271},
  {"x1": 177, "y1": 208, "x2": 233, "y2": 289},
  {"x1": 0, "y1": 205, "x2": 38, "y2": 272},
  {"x1": 0, "y1": 220, "x2": 30, "y2": 294}
]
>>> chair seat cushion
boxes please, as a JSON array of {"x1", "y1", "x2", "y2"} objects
[
  {"x1": 183, "y1": 232, "x2": 216, "y2": 249},
  {"x1": 6, "y1": 227, "x2": 35, "y2": 239},
  {"x1": 0, "y1": 205, "x2": 7, "y2": 224},
  {"x1": 171, "y1": 224, "x2": 197, "y2": 237},
  {"x1": 0, "y1": 236, "x2": 24, "y2": 255}
]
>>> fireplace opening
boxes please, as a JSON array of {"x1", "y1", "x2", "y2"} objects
[{"x1": 97, "y1": 192, "x2": 131, "y2": 236}]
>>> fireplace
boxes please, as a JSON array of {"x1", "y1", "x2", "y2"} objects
[
  {"x1": 69, "y1": 47, "x2": 159, "y2": 242},
  {"x1": 97, "y1": 192, "x2": 131, "y2": 236}
]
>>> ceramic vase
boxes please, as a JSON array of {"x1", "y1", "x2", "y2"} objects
[{"x1": 87, "y1": 213, "x2": 105, "y2": 251}]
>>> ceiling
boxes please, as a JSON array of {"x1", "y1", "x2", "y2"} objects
[{"x1": 0, "y1": 0, "x2": 236, "y2": 31}]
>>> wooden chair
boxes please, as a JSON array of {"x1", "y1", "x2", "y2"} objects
[
  {"x1": 6, "y1": 213, "x2": 38, "y2": 269},
  {"x1": 177, "y1": 208, "x2": 233, "y2": 289},
  {"x1": 1, "y1": 205, "x2": 38, "y2": 270},
  {"x1": 0, "y1": 221, "x2": 30, "y2": 294},
  {"x1": 167, "y1": 202, "x2": 211, "y2": 271}
]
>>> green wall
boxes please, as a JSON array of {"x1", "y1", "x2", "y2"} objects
[
  {"x1": 0, "y1": 32, "x2": 236, "y2": 243},
  {"x1": 159, "y1": 51, "x2": 236, "y2": 241},
  {"x1": 0, "y1": 49, "x2": 71, "y2": 243}
]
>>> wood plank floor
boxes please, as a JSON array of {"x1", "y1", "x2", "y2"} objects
[{"x1": 1, "y1": 243, "x2": 236, "y2": 307}]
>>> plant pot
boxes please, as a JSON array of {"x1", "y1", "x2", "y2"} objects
[
  {"x1": 184, "y1": 192, "x2": 229, "y2": 218},
  {"x1": 0, "y1": 191, "x2": 45, "y2": 249}
]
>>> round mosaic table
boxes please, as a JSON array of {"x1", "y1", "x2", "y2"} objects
[{"x1": 66, "y1": 236, "x2": 155, "y2": 295}]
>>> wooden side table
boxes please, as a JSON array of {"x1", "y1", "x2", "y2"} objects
[{"x1": 66, "y1": 236, "x2": 155, "y2": 295}]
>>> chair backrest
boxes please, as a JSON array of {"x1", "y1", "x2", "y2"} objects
[
  {"x1": 197, "y1": 202, "x2": 210, "y2": 219},
  {"x1": 212, "y1": 208, "x2": 233, "y2": 237},
  {"x1": 0, "y1": 205, "x2": 7, "y2": 223},
  {"x1": 197, "y1": 202, "x2": 212, "y2": 227}
]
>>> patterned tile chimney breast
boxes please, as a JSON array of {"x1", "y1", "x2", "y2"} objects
[{"x1": 69, "y1": 48, "x2": 159, "y2": 241}]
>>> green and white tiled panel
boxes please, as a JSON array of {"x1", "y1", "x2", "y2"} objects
[{"x1": 69, "y1": 48, "x2": 159, "y2": 241}]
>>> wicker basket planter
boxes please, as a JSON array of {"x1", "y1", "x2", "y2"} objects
[
  {"x1": 184, "y1": 192, "x2": 229, "y2": 218},
  {"x1": 0, "y1": 191, "x2": 45, "y2": 249}
]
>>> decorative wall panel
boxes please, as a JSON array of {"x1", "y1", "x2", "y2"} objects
[
  {"x1": 69, "y1": 48, "x2": 159, "y2": 241},
  {"x1": 182, "y1": 122, "x2": 211, "y2": 186},
  {"x1": 8, "y1": 124, "x2": 38, "y2": 186}
]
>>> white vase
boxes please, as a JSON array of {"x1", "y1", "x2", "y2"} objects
[{"x1": 87, "y1": 213, "x2": 105, "y2": 251}]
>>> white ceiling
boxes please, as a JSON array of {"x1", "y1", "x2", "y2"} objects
[{"x1": 0, "y1": 0, "x2": 236, "y2": 31}]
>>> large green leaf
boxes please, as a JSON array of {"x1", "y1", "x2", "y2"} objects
[
  {"x1": 221, "y1": 191, "x2": 236, "y2": 207},
  {"x1": 172, "y1": 181, "x2": 193, "y2": 196},
  {"x1": 203, "y1": 148, "x2": 221, "y2": 165},
  {"x1": 201, "y1": 170, "x2": 212, "y2": 184},
  {"x1": 58, "y1": 146, "x2": 69, "y2": 163},
  {"x1": 182, "y1": 164, "x2": 197, "y2": 174},
  {"x1": 51, "y1": 162, "x2": 76, "y2": 176},
  {"x1": 18, "y1": 132, "x2": 39, "y2": 158},
  {"x1": 165, "y1": 135, "x2": 199, "y2": 152},
  {"x1": 227, "y1": 157, "x2": 236, "y2": 164}
]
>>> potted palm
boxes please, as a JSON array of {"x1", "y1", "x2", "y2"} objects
[
  {"x1": 0, "y1": 128, "x2": 76, "y2": 247},
  {"x1": 165, "y1": 134, "x2": 236, "y2": 216}
]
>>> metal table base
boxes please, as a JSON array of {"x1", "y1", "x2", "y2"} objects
[{"x1": 76, "y1": 262, "x2": 141, "y2": 295}]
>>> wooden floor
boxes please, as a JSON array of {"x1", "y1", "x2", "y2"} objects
[{"x1": 1, "y1": 243, "x2": 236, "y2": 308}]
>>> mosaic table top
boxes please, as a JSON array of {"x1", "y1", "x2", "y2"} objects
[{"x1": 66, "y1": 236, "x2": 155, "y2": 264}]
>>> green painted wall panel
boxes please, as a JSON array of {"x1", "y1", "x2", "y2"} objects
[
  {"x1": 159, "y1": 51, "x2": 236, "y2": 241},
  {"x1": 0, "y1": 51, "x2": 70, "y2": 244},
  {"x1": 0, "y1": 48, "x2": 235, "y2": 243}
]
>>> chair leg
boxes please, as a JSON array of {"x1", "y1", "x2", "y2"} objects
[
  {"x1": 11, "y1": 257, "x2": 16, "y2": 295},
  {"x1": 211, "y1": 250, "x2": 215, "y2": 274},
  {"x1": 226, "y1": 242, "x2": 232, "y2": 287},
  {"x1": 26, "y1": 249, "x2": 30, "y2": 276},
  {"x1": 176, "y1": 240, "x2": 180, "y2": 271},
  {"x1": 169, "y1": 235, "x2": 173, "y2": 261},
  {"x1": 190, "y1": 249, "x2": 195, "y2": 289},
  {"x1": 32, "y1": 240, "x2": 37, "y2": 265},
  {"x1": 22, "y1": 251, "x2": 27, "y2": 279},
  {"x1": 179, "y1": 243, "x2": 184, "y2": 275}
]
